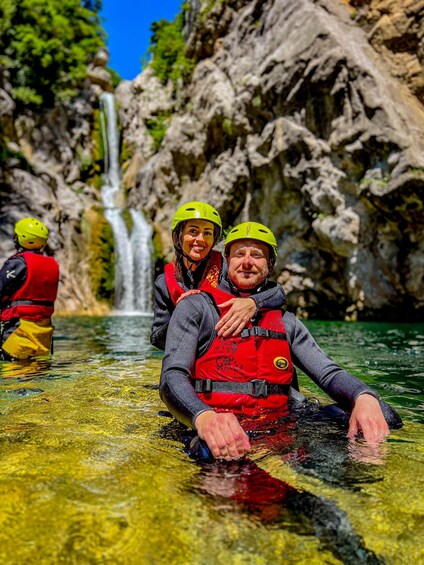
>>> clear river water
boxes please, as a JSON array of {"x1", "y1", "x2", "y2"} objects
[{"x1": 0, "y1": 316, "x2": 423, "y2": 564}]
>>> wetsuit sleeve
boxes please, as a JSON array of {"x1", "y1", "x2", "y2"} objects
[
  {"x1": 150, "y1": 274, "x2": 175, "y2": 350},
  {"x1": 284, "y1": 312, "x2": 379, "y2": 408},
  {"x1": 250, "y1": 281, "x2": 286, "y2": 311},
  {"x1": 159, "y1": 295, "x2": 217, "y2": 429},
  {"x1": 0, "y1": 256, "x2": 27, "y2": 299}
]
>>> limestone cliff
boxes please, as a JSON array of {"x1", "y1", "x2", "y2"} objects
[
  {"x1": 117, "y1": 0, "x2": 424, "y2": 320},
  {"x1": 0, "y1": 50, "x2": 113, "y2": 315},
  {"x1": 1, "y1": 0, "x2": 423, "y2": 321}
]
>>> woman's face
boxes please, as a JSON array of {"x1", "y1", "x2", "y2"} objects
[{"x1": 181, "y1": 219, "x2": 215, "y2": 265}]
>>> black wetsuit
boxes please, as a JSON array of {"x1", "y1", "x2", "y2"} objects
[{"x1": 159, "y1": 278, "x2": 385, "y2": 430}]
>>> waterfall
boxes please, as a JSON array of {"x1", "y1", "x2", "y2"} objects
[{"x1": 100, "y1": 92, "x2": 153, "y2": 315}]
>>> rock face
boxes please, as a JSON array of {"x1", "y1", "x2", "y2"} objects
[
  {"x1": 0, "y1": 54, "x2": 111, "y2": 315},
  {"x1": 117, "y1": 0, "x2": 424, "y2": 320},
  {"x1": 1, "y1": 0, "x2": 423, "y2": 320},
  {"x1": 352, "y1": 0, "x2": 424, "y2": 104}
]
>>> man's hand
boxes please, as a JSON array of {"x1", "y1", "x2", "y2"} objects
[
  {"x1": 175, "y1": 289, "x2": 201, "y2": 304},
  {"x1": 348, "y1": 394, "x2": 390, "y2": 446},
  {"x1": 215, "y1": 298, "x2": 256, "y2": 337},
  {"x1": 194, "y1": 410, "x2": 251, "y2": 460}
]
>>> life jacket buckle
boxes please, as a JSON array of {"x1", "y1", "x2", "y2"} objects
[
  {"x1": 204, "y1": 379, "x2": 213, "y2": 393},
  {"x1": 251, "y1": 379, "x2": 268, "y2": 398},
  {"x1": 240, "y1": 327, "x2": 270, "y2": 338}
]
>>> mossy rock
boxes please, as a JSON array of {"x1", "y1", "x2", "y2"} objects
[{"x1": 82, "y1": 207, "x2": 115, "y2": 305}]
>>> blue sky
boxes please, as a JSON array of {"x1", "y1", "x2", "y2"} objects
[{"x1": 100, "y1": 1, "x2": 183, "y2": 80}]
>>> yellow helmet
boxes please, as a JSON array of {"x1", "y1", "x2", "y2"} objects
[
  {"x1": 224, "y1": 222, "x2": 277, "y2": 259},
  {"x1": 171, "y1": 201, "x2": 222, "y2": 237},
  {"x1": 14, "y1": 217, "x2": 49, "y2": 249}
]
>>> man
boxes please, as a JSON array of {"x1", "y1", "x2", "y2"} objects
[
  {"x1": 0, "y1": 217, "x2": 59, "y2": 360},
  {"x1": 159, "y1": 222, "x2": 402, "y2": 461}
]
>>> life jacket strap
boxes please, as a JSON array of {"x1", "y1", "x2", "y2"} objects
[
  {"x1": 191, "y1": 378, "x2": 290, "y2": 398},
  {"x1": 240, "y1": 326, "x2": 287, "y2": 340},
  {"x1": 2, "y1": 299, "x2": 55, "y2": 309}
]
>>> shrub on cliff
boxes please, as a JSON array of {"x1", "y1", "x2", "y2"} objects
[
  {"x1": 148, "y1": 9, "x2": 194, "y2": 86},
  {"x1": 0, "y1": 0, "x2": 105, "y2": 108}
]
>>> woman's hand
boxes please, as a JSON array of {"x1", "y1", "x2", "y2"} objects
[
  {"x1": 215, "y1": 298, "x2": 257, "y2": 337},
  {"x1": 195, "y1": 410, "x2": 251, "y2": 460},
  {"x1": 175, "y1": 289, "x2": 201, "y2": 304}
]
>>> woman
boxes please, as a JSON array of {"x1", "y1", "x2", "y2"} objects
[{"x1": 150, "y1": 201, "x2": 286, "y2": 350}]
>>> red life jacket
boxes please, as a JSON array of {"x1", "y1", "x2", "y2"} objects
[
  {"x1": 164, "y1": 250, "x2": 222, "y2": 306},
  {"x1": 1, "y1": 251, "x2": 59, "y2": 322},
  {"x1": 193, "y1": 284, "x2": 294, "y2": 417}
]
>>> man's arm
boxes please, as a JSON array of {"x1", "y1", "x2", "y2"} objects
[
  {"x1": 284, "y1": 312, "x2": 390, "y2": 444},
  {"x1": 159, "y1": 294, "x2": 251, "y2": 459},
  {"x1": 159, "y1": 294, "x2": 215, "y2": 427},
  {"x1": 0, "y1": 256, "x2": 27, "y2": 298},
  {"x1": 285, "y1": 312, "x2": 378, "y2": 405}
]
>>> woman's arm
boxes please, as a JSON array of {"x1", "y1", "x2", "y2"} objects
[
  {"x1": 215, "y1": 280, "x2": 286, "y2": 337},
  {"x1": 251, "y1": 281, "x2": 286, "y2": 311},
  {"x1": 150, "y1": 274, "x2": 175, "y2": 350}
]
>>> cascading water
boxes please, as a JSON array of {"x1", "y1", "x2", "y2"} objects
[{"x1": 100, "y1": 92, "x2": 153, "y2": 314}]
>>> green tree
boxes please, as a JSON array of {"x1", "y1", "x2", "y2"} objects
[
  {"x1": 0, "y1": 0, "x2": 105, "y2": 108},
  {"x1": 148, "y1": 11, "x2": 194, "y2": 85}
]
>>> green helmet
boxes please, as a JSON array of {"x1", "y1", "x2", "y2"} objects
[
  {"x1": 225, "y1": 222, "x2": 277, "y2": 259},
  {"x1": 14, "y1": 217, "x2": 49, "y2": 249},
  {"x1": 171, "y1": 201, "x2": 222, "y2": 237}
]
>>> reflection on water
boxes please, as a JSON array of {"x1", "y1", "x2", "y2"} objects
[{"x1": 0, "y1": 317, "x2": 422, "y2": 564}]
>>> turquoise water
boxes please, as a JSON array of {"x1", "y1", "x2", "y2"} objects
[
  {"x1": 301, "y1": 320, "x2": 424, "y2": 422},
  {"x1": 0, "y1": 317, "x2": 423, "y2": 564}
]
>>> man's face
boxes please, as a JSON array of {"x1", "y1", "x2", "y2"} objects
[{"x1": 227, "y1": 239, "x2": 270, "y2": 291}]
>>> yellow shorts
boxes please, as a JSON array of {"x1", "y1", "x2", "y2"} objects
[{"x1": 2, "y1": 318, "x2": 54, "y2": 360}]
